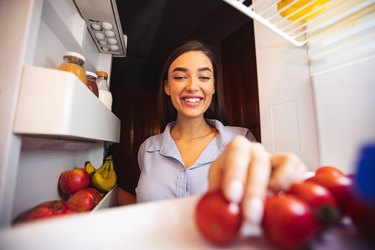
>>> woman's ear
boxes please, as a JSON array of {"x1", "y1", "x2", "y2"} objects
[{"x1": 164, "y1": 80, "x2": 171, "y2": 96}]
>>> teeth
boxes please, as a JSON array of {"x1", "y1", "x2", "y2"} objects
[{"x1": 185, "y1": 98, "x2": 200, "y2": 103}]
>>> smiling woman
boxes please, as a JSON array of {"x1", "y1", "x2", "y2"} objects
[
  {"x1": 164, "y1": 51, "x2": 216, "y2": 122},
  {"x1": 133, "y1": 40, "x2": 256, "y2": 202},
  {"x1": 116, "y1": 40, "x2": 307, "y2": 230},
  {"x1": 158, "y1": 41, "x2": 226, "y2": 129}
]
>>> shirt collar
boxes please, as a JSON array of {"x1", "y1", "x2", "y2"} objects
[{"x1": 146, "y1": 119, "x2": 237, "y2": 166}]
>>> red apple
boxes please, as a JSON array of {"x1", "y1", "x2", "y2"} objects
[
  {"x1": 68, "y1": 188, "x2": 102, "y2": 212},
  {"x1": 14, "y1": 200, "x2": 77, "y2": 224},
  {"x1": 59, "y1": 168, "x2": 90, "y2": 194}
]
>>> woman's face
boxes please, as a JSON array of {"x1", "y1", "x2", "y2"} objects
[{"x1": 165, "y1": 51, "x2": 215, "y2": 120}]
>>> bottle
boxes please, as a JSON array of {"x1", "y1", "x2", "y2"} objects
[
  {"x1": 58, "y1": 51, "x2": 87, "y2": 85},
  {"x1": 96, "y1": 71, "x2": 113, "y2": 110},
  {"x1": 86, "y1": 71, "x2": 99, "y2": 97}
]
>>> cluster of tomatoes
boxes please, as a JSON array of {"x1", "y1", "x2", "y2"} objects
[{"x1": 195, "y1": 166, "x2": 375, "y2": 249}]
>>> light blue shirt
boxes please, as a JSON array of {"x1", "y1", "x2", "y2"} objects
[{"x1": 135, "y1": 119, "x2": 256, "y2": 203}]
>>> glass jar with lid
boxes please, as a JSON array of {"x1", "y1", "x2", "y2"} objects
[
  {"x1": 96, "y1": 71, "x2": 113, "y2": 110},
  {"x1": 58, "y1": 51, "x2": 87, "y2": 85},
  {"x1": 86, "y1": 71, "x2": 99, "y2": 97}
]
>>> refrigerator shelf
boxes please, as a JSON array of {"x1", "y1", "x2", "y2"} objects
[
  {"x1": 13, "y1": 65, "x2": 120, "y2": 143},
  {"x1": 222, "y1": 0, "x2": 375, "y2": 46},
  {"x1": 91, "y1": 186, "x2": 118, "y2": 212}
]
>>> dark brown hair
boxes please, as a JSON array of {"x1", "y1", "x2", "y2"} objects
[{"x1": 158, "y1": 40, "x2": 226, "y2": 128}]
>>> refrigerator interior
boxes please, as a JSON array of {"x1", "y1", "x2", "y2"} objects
[
  {"x1": 0, "y1": 0, "x2": 120, "y2": 226},
  {"x1": 0, "y1": 0, "x2": 374, "y2": 248}
]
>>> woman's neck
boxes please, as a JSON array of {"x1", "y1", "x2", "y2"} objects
[{"x1": 171, "y1": 116, "x2": 214, "y2": 141}]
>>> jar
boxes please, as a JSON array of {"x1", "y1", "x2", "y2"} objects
[
  {"x1": 58, "y1": 51, "x2": 87, "y2": 85},
  {"x1": 86, "y1": 71, "x2": 99, "y2": 97},
  {"x1": 96, "y1": 71, "x2": 113, "y2": 110}
]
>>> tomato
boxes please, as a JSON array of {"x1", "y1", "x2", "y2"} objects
[
  {"x1": 277, "y1": 0, "x2": 329, "y2": 21},
  {"x1": 262, "y1": 194, "x2": 319, "y2": 249},
  {"x1": 195, "y1": 189, "x2": 242, "y2": 244},
  {"x1": 307, "y1": 170, "x2": 353, "y2": 214},
  {"x1": 287, "y1": 181, "x2": 340, "y2": 229},
  {"x1": 315, "y1": 166, "x2": 345, "y2": 177}
]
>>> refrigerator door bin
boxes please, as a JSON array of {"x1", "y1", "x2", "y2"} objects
[{"x1": 13, "y1": 65, "x2": 121, "y2": 143}]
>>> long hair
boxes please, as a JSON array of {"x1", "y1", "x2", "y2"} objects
[{"x1": 158, "y1": 40, "x2": 227, "y2": 129}]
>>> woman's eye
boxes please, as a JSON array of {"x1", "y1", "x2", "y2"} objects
[
  {"x1": 173, "y1": 75, "x2": 187, "y2": 80},
  {"x1": 199, "y1": 76, "x2": 211, "y2": 81}
]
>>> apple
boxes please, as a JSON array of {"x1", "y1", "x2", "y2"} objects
[
  {"x1": 14, "y1": 200, "x2": 77, "y2": 224},
  {"x1": 68, "y1": 188, "x2": 102, "y2": 212},
  {"x1": 59, "y1": 168, "x2": 90, "y2": 194}
]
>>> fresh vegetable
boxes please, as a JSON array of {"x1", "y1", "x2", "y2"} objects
[
  {"x1": 307, "y1": 167, "x2": 353, "y2": 214},
  {"x1": 68, "y1": 188, "x2": 102, "y2": 212},
  {"x1": 262, "y1": 194, "x2": 320, "y2": 249},
  {"x1": 14, "y1": 200, "x2": 77, "y2": 224},
  {"x1": 315, "y1": 166, "x2": 346, "y2": 177},
  {"x1": 195, "y1": 189, "x2": 242, "y2": 244},
  {"x1": 287, "y1": 181, "x2": 340, "y2": 229},
  {"x1": 59, "y1": 168, "x2": 90, "y2": 194}
]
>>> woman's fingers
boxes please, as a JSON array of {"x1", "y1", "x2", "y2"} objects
[
  {"x1": 209, "y1": 137, "x2": 272, "y2": 225},
  {"x1": 208, "y1": 136, "x2": 251, "y2": 203},
  {"x1": 268, "y1": 153, "x2": 307, "y2": 191},
  {"x1": 242, "y1": 143, "x2": 271, "y2": 225},
  {"x1": 208, "y1": 137, "x2": 308, "y2": 226}
]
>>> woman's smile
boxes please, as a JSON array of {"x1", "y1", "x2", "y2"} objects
[{"x1": 181, "y1": 95, "x2": 204, "y2": 106}]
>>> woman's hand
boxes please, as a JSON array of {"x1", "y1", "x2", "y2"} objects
[{"x1": 208, "y1": 136, "x2": 307, "y2": 225}]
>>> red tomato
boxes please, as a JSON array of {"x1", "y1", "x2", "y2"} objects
[
  {"x1": 195, "y1": 189, "x2": 242, "y2": 244},
  {"x1": 262, "y1": 194, "x2": 319, "y2": 249},
  {"x1": 315, "y1": 166, "x2": 345, "y2": 177},
  {"x1": 287, "y1": 182, "x2": 340, "y2": 229},
  {"x1": 307, "y1": 173, "x2": 352, "y2": 214}
]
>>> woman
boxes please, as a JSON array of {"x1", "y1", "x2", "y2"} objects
[{"x1": 123, "y1": 40, "x2": 307, "y2": 226}]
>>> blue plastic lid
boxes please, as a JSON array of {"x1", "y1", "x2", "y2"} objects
[{"x1": 354, "y1": 142, "x2": 375, "y2": 201}]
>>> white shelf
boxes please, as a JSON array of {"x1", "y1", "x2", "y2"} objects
[
  {"x1": 91, "y1": 186, "x2": 118, "y2": 212},
  {"x1": 13, "y1": 65, "x2": 120, "y2": 143},
  {"x1": 223, "y1": 0, "x2": 375, "y2": 46}
]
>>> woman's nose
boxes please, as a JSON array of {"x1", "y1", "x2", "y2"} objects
[{"x1": 186, "y1": 77, "x2": 199, "y2": 92}]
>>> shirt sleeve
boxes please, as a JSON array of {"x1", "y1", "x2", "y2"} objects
[
  {"x1": 137, "y1": 140, "x2": 147, "y2": 171},
  {"x1": 245, "y1": 129, "x2": 257, "y2": 142},
  {"x1": 225, "y1": 126, "x2": 257, "y2": 142}
]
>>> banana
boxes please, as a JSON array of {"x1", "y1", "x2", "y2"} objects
[
  {"x1": 84, "y1": 161, "x2": 96, "y2": 174},
  {"x1": 91, "y1": 156, "x2": 117, "y2": 192},
  {"x1": 96, "y1": 159, "x2": 110, "y2": 174}
]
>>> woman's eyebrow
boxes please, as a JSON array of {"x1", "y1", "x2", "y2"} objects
[
  {"x1": 172, "y1": 67, "x2": 212, "y2": 72},
  {"x1": 172, "y1": 67, "x2": 188, "y2": 72},
  {"x1": 198, "y1": 67, "x2": 212, "y2": 72}
]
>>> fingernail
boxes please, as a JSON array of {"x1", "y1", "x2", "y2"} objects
[
  {"x1": 225, "y1": 180, "x2": 244, "y2": 203},
  {"x1": 243, "y1": 197, "x2": 264, "y2": 225}
]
